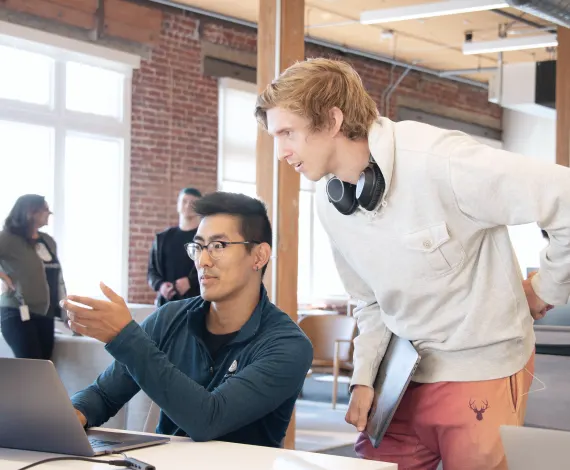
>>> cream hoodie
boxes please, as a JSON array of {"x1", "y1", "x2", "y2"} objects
[{"x1": 316, "y1": 117, "x2": 570, "y2": 386}]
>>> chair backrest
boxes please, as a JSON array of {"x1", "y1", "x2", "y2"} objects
[
  {"x1": 299, "y1": 315, "x2": 357, "y2": 363},
  {"x1": 143, "y1": 401, "x2": 161, "y2": 433},
  {"x1": 346, "y1": 299, "x2": 359, "y2": 317}
]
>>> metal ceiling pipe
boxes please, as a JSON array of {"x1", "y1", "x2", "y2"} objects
[
  {"x1": 439, "y1": 66, "x2": 497, "y2": 76},
  {"x1": 490, "y1": 8, "x2": 551, "y2": 29},
  {"x1": 385, "y1": 66, "x2": 412, "y2": 115},
  {"x1": 138, "y1": 0, "x2": 488, "y2": 89},
  {"x1": 506, "y1": 0, "x2": 570, "y2": 28},
  {"x1": 306, "y1": 37, "x2": 487, "y2": 88}
]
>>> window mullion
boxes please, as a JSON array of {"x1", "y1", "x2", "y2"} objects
[
  {"x1": 0, "y1": 105, "x2": 56, "y2": 127},
  {"x1": 119, "y1": 72, "x2": 132, "y2": 298},
  {"x1": 53, "y1": 59, "x2": 67, "y2": 251},
  {"x1": 60, "y1": 114, "x2": 128, "y2": 137},
  {"x1": 309, "y1": 191, "x2": 315, "y2": 302}
]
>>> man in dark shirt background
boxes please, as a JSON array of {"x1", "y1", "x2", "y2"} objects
[{"x1": 148, "y1": 187, "x2": 202, "y2": 306}]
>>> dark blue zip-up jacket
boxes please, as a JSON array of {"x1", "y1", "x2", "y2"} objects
[{"x1": 71, "y1": 287, "x2": 313, "y2": 447}]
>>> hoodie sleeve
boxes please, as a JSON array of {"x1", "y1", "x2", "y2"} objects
[
  {"x1": 448, "y1": 135, "x2": 570, "y2": 306},
  {"x1": 331, "y1": 243, "x2": 392, "y2": 389}
]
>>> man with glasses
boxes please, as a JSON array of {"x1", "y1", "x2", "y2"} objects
[{"x1": 61, "y1": 191, "x2": 313, "y2": 447}]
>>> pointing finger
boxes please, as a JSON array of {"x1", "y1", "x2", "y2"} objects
[
  {"x1": 100, "y1": 282, "x2": 125, "y2": 305},
  {"x1": 60, "y1": 300, "x2": 94, "y2": 318},
  {"x1": 64, "y1": 295, "x2": 105, "y2": 310},
  {"x1": 66, "y1": 312, "x2": 100, "y2": 328}
]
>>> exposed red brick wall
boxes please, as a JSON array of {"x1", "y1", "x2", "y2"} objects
[
  {"x1": 129, "y1": 12, "x2": 216, "y2": 303},
  {"x1": 128, "y1": 9, "x2": 501, "y2": 304}
]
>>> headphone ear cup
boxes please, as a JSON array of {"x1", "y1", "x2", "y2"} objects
[
  {"x1": 326, "y1": 177, "x2": 359, "y2": 216},
  {"x1": 370, "y1": 163, "x2": 386, "y2": 209},
  {"x1": 356, "y1": 163, "x2": 385, "y2": 211}
]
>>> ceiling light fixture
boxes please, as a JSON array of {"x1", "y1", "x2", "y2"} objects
[
  {"x1": 462, "y1": 33, "x2": 558, "y2": 54},
  {"x1": 360, "y1": 0, "x2": 509, "y2": 24}
]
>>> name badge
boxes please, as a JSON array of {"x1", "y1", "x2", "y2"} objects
[{"x1": 19, "y1": 305, "x2": 30, "y2": 322}]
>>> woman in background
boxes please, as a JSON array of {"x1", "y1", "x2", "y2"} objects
[{"x1": 0, "y1": 194, "x2": 67, "y2": 359}]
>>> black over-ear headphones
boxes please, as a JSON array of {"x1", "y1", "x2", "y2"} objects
[{"x1": 325, "y1": 157, "x2": 385, "y2": 216}]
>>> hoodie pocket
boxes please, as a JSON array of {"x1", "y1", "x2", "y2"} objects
[{"x1": 404, "y1": 222, "x2": 465, "y2": 278}]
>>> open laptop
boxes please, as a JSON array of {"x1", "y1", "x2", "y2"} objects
[
  {"x1": 365, "y1": 334, "x2": 421, "y2": 448},
  {"x1": 501, "y1": 425, "x2": 570, "y2": 469},
  {"x1": 0, "y1": 358, "x2": 169, "y2": 456}
]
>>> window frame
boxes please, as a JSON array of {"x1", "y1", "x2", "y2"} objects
[{"x1": 0, "y1": 22, "x2": 139, "y2": 298}]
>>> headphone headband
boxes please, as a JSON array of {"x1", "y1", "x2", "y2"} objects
[{"x1": 325, "y1": 158, "x2": 385, "y2": 215}]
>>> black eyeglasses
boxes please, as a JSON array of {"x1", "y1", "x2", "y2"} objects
[{"x1": 185, "y1": 240, "x2": 261, "y2": 261}]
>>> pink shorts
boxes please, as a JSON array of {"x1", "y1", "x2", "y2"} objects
[{"x1": 355, "y1": 351, "x2": 535, "y2": 470}]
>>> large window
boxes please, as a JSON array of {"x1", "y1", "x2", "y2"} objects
[
  {"x1": 218, "y1": 78, "x2": 347, "y2": 304},
  {"x1": 0, "y1": 30, "x2": 137, "y2": 298}
]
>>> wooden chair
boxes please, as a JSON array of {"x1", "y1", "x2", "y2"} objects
[
  {"x1": 346, "y1": 298, "x2": 359, "y2": 317},
  {"x1": 143, "y1": 401, "x2": 160, "y2": 433},
  {"x1": 298, "y1": 314, "x2": 357, "y2": 409}
]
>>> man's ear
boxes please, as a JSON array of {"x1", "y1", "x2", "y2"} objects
[
  {"x1": 329, "y1": 107, "x2": 344, "y2": 137},
  {"x1": 255, "y1": 243, "x2": 272, "y2": 272}
]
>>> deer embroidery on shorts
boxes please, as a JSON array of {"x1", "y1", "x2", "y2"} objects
[{"x1": 469, "y1": 399, "x2": 489, "y2": 421}]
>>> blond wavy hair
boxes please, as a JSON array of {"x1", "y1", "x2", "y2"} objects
[{"x1": 255, "y1": 58, "x2": 378, "y2": 140}]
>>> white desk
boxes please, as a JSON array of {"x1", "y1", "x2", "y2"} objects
[{"x1": 0, "y1": 430, "x2": 396, "y2": 470}]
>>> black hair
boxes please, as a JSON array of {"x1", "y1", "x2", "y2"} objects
[
  {"x1": 193, "y1": 191, "x2": 272, "y2": 275},
  {"x1": 4, "y1": 194, "x2": 47, "y2": 243},
  {"x1": 179, "y1": 187, "x2": 202, "y2": 198},
  {"x1": 541, "y1": 229, "x2": 549, "y2": 240}
]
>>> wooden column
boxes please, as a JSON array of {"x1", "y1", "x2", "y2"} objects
[
  {"x1": 556, "y1": 26, "x2": 570, "y2": 167},
  {"x1": 256, "y1": 0, "x2": 304, "y2": 450}
]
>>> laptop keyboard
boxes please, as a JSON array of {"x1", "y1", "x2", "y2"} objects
[{"x1": 88, "y1": 437, "x2": 122, "y2": 449}]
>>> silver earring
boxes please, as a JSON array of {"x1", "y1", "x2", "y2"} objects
[{"x1": 254, "y1": 266, "x2": 259, "y2": 272}]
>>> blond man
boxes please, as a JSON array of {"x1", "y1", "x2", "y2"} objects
[{"x1": 255, "y1": 58, "x2": 570, "y2": 470}]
